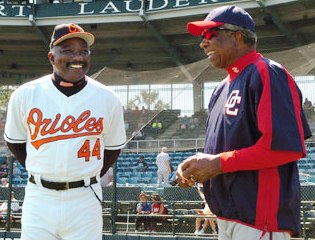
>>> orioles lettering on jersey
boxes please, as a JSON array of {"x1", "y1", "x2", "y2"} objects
[
  {"x1": 225, "y1": 90, "x2": 242, "y2": 116},
  {"x1": 27, "y1": 108, "x2": 104, "y2": 150}
]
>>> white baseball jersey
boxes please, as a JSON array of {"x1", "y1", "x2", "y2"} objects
[
  {"x1": 4, "y1": 75, "x2": 126, "y2": 182},
  {"x1": 156, "y1": 152, "x2": 170, "y2": 172}
]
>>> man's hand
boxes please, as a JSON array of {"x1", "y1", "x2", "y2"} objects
[{"x1": 176, "y1": 153, "x2": 222, "y2": 188}]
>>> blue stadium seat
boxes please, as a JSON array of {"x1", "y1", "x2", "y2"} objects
[
  {"x1": 145, "y1": 153, "x2": 156, "y2": 158},
  {"x1": 117, "y1": 172, "x2": 132, "y2": 178},
  {"x1": 20, "y1": 172, "x2": 29, "y2": 179},
  {"x1": 0, "y1": 156, "x2": 7, "y2": 164},
  {"x1": 128, "y1": 177, "x2": 138, "y2": 184},
  {"x1": 117, "y1": 178, "x2": 127, "y2": 185},
  {"x1": 131, "y1": 172, "x2": 143, "y2": 178},
  {"x1": 12, "y1": 179, "x2": 22, "y2": 186},
  {"x1": 169, "y1": 153, "x2": 176, "y2": 158},
  {"x1": 137, "y1": 179, "x2": 149, "y2": 184}
]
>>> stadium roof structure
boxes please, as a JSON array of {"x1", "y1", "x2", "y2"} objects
[{"x1": 0, "y1": 0, "x2": 315, "y2": 85}]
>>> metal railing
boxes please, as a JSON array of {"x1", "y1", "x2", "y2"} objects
[{"x1": 123, "y1": 138, "x2": 205, "y2": 154}]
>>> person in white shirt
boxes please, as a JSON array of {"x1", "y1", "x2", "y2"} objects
[
  {"x1": 155, "y1": 147, "x2": 171, "y2": 186},
  {"x1": 1, "y1": 177, "x2": 9, "y2": 187}
]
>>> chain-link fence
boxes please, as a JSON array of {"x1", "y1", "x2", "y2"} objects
[
  {"x1": 1, "y1": 185, "x2": 315, "y2": 239},
  {"x1": 1, "y1": 142, "x2": 315, "y2": 239}
]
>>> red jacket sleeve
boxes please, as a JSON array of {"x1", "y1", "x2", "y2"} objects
[{"x1": 220, "y1": 148, "x2": 303, "y2": 173}]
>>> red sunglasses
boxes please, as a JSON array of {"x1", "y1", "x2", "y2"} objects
[
  {"x1": 201, "y1": 27, "x2": 237, "y2": 40},
  {"x1": 201, "y1": 28, "x2": 219, "y2": 40}
]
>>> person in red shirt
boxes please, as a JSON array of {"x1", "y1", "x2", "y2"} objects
[{"x1": 150, "y1": 193, "x2": 167, "y2": 232}]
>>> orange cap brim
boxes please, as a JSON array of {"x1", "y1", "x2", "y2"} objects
[{"x1": 53, "y1": 32, "x2": 95, "y2": 47}]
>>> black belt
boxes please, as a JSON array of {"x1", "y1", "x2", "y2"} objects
[{"x1": 29, "y1": 175, "x2": 97, "y2": 191}]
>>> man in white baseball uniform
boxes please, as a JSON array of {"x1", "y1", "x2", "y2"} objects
[
  {"x1": 4, "y1": 23, "x2": 126, "y2": 240},
  {"x1": 155, "y1": 147, "x2": 171, "y2": 186}
]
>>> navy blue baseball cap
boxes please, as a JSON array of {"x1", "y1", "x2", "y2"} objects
[{"x1": 187, "y1": 5, "x2": 256, "y2": 36}]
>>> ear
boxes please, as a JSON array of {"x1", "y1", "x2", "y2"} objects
[
  {"x1": 235, "y1": 31, "x2": 245, "y2": 45},
  {"x1": 48, "y1": 52, "x2": 55, "y2": 65}
]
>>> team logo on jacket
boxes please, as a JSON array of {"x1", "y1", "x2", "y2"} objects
[
  {"x1": 225, "y1": 90, "x2": 241, "y2": 116},
  {"x1": 27, "y1": 108, "x2": 104, "y2": 149}
]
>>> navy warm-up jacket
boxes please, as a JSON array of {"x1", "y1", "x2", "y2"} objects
[{"x1": 203, "y1": 50, "x2": 312, "y2": 236}]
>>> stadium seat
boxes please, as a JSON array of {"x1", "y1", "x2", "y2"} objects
[
  {"x1": 20, "y1": 172, "x2": 29, "y2": 179},
  {"x1": 128, "y1": 177, "x2": 138, "y2": 184},
  {"x1": 131, "y1": 172, "x2": 143, "y2": 178},
  {"x1": 117, "y1": 178, "x2": 127, "y2": 185},
  {"x1": 0, "y1": 157, "x2": 5, "y2": 165},
  {"x1": 12, "y1": 179, "x2": 22, "y2": 186}
]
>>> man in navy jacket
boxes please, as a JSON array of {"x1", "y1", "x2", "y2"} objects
[{"x1": 176, "y1": 5, "x2": 311, "y2": 240}]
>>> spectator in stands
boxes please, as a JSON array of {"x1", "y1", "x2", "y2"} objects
[
  {"x1": 303, "y1": 98, "x2": 313, "y2": 110},
  {"x1": 151, "y1": 119, "x2": 162, "y2": 136},
  {"x1": 1, "y1": 177, "x2": 9, "y2": 187},
  {"x1": 135, "y1": 192, "x2": 152, "y2": 232},
  {"x1": 100, "y1": 167, "x2": 113, "y2": 187},
  {"x1": 0, "y1": 162, "x2": 8, "y2": 178},
  {"x1": 303, "y1": 98, "x2": 314, "y2": 119},
  {"x1": 0, "y1": 191, "x2": 19, "y2": 223},
  {"x1": 189, "y1": 117, "x2": 200, "y2": 129},
  {"x1": 12, "y1": 162, "x2": 21, "y2": 176},
  {"x1": 156, "y1": 147, "x2": 171, "y2": 186},
  {"x1": 150, "y1": 193, "x2": 168, "y2": 232},
  {"x1": 180, "y1": 115, "x2": 189, "y2": 129},
  {"x1": 176, "y1": 5, "x2": 312, "y2": 240},
  {"x1": 194, "y1": 183, "x2": 217, "y2": 235},
  {"x1": 135, "y1": 155, "x2": 148, "y2": 172}
]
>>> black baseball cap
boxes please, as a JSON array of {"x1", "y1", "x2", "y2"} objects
[
  {"x1": 50, "y1": 23, "x2": 95, "y2": 49},
  {"x1": 187, "y1": 5, "x2": 256, "y2": 36}
]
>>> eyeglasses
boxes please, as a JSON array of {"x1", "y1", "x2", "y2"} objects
[{"x1": 201, "y1": 27, "x2": 239, "y2": 40}]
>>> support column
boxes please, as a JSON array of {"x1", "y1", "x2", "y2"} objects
[{"x1": 193, "y1": 81, "x2": 203, "y2": 114}]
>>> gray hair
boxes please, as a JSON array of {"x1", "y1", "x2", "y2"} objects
[{"x1": 222, "y1": 23, "x2": 257, "y2": 47}]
